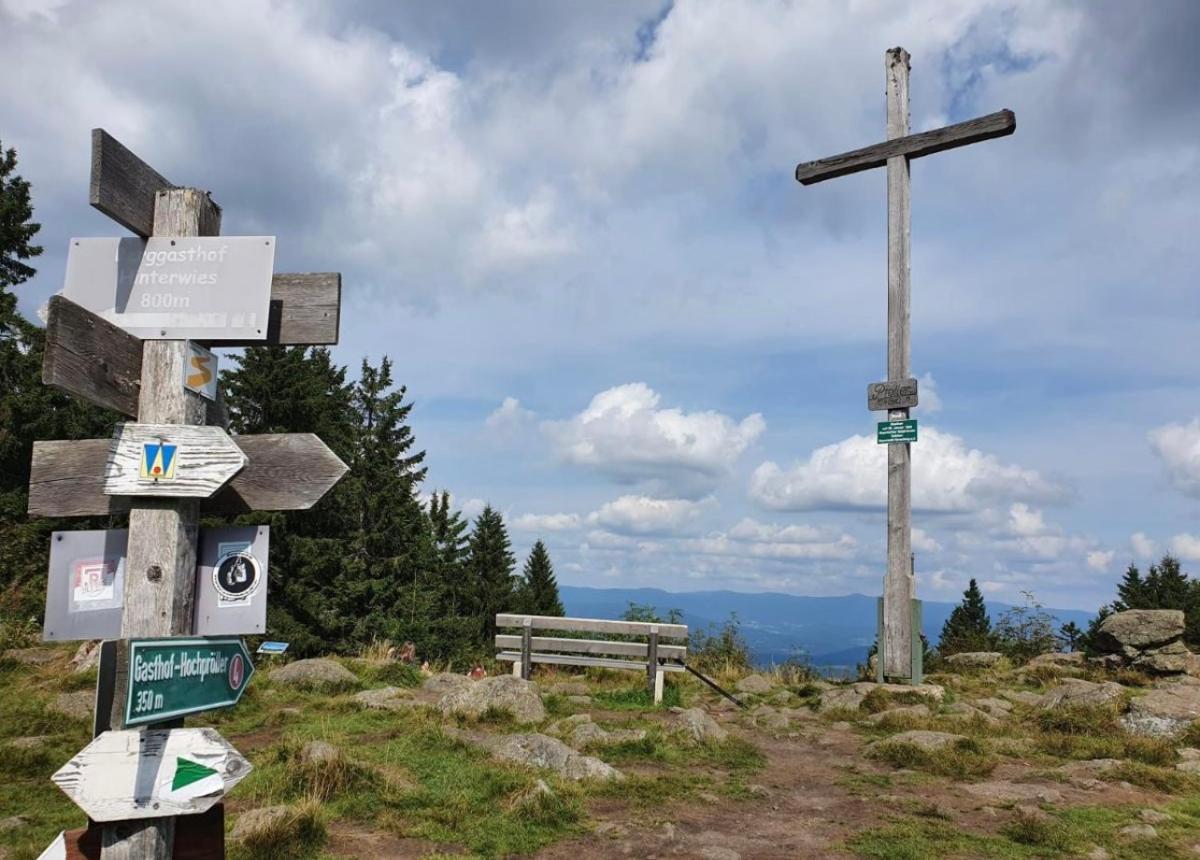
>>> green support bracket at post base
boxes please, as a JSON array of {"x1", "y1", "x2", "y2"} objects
[{"x1": 875, "y1": 597, "x2": 923, "y2": 685}]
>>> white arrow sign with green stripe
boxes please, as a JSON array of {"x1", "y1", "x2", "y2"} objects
[{"x1": 51, "y1": 727, "x2": 250, "y2": 821}]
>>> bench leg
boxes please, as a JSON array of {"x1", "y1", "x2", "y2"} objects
[
  {"x1": 653, "y1": 669, "x2": 664, "y2": 705},
  {"x1": 512, "y1": 661, "x2": 522, "y2": 678}
]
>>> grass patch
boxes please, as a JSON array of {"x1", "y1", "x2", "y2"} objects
[
  {"x1": 867, "y1": 736, "x2": 997, "y2": 779},
  {"x1": 592, "y1": 683, "x2": 682, "y2": 710},
  {"x1": 1105, "y1": 761, "x2": 1193, "y2": 794},
  {"x1": 227, "y1": 798, "x2": 327, "y2": 860},
  {"x1": 1000, "y1": 808, "x2": 1073, "y2": 852}
]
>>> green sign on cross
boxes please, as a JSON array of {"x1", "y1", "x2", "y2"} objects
[
  {"x1": 125, "y1": 637, "x2": 254, "y2": 727},
  {"x1": 877, "y1": 419, "x2": 918, "y2": 445}
]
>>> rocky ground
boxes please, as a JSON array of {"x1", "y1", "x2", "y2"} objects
[{"x1": 3, "y1": 610, "x2": 1200, "y2": 859}]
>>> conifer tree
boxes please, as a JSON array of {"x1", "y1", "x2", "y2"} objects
[
  {"x1": 429, "y1": 490, "x2": 469, "y2": 612},
  {"x1": 467, "y1": 505, "x2": 516, "y2": 641},
  {"x1": 1088, "y1": 556, "x2": 1200, "y2": 649},
  {"x1": 0, "y1": 142, "x2": 115, "y2": 623},
  {"x1": 938, "y1": 579, "x2": 992, "y2": 655},
  {"x1": 518, "y1": 540, "x2": 564, "y2": 616}
]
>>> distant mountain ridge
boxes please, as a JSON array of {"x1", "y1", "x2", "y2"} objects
[{"x1": 559, "y1": 585, "x2": 1095, "y2": 671}]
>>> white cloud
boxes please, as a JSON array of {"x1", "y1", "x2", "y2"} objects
[
  {"x1": 1087, "y1": 550, "x2": 1115, "y2": 571},
  {"x1": 460, "y1": 497, "x2": 487, "y2": 521},
  {"x1": 545, "y1": 383, "x2": 765, "y2": 497},
  {"x1": 1131, "y1": 532, "x2": 1157, "y2": 559},
  {"x1": 1169, "y1": 534, "x2": 1200, "y2": 562},
  {"x1": 749, "y1": 427, "x2": 1067, "y2": 514},
  {"x1": 912, "y1": 528, "x2": 942, "y2": 553},
  {"x1": 586, "y1": 494, "x2": 715, "y2": 536},
  {"x1": 471, "y1": 185, "x2": 576, "y2": 274},
  {"x1": 916, "y1": 372, "x2": 943, "y2": 414},
  {"x1": 510, "y1": 512, "x2": 581, "y2": 532},
  {"x1": 485, "y1": 396, "x2": 535, "y2": 431},
  {"x1": 1149, "y1": 419, "x2": 1200, "y2": 497}
]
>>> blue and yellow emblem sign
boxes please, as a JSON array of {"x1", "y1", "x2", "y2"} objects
[{"x1": 140, "y1": 441, "x2": 178, "y2": 480}]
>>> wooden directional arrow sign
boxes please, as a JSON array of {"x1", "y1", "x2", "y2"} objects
[
  {"x1": 51, "y1": 727, "x2": 250, "y2": 822},
  {"x1": 125, "y1": 638, "x2": 254, "y2": 727},
  {"x1": 31, "y1": 433, "x2": 346, "y2": 516},
  {"x1": 103, "y1": 423, "x2": 246, "y2": 498}
]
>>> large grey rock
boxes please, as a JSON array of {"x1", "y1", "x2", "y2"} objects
[
  {"x1": 1027, "y1": 651, "x2": 1086, "y2": 668},
  {"x1": 1132, "y1": 640, "x2": 1197, "y2": 675},
  {"x1": 1122, "y1": 683, "x2": 1200, "y2": 737},
  {"x1": 485, "y1": 733, "x2": 622, "y2": 781},
  {"x1": 973, "y1": 697, "x2": 1014, "y2": 717},
  {"x1": 1001, "y1": 690, "x2": 1042, "y2": 706},
  {"x1": 50, "y1": 691, "x2": 94, "y2": 721},
  {"x1": 300, "y1": 740, "x2": 340, "y2": 765},
  {"x1": 735, "y1": 674, "x2": 773, "y2": 694},
  {"x1": 423, "y1": 672, "x2": 472, "y2": 695},
  {"x1": 1096, "y1": 610, "x2": 1184, "y2": 652},
  {"x1": 674, "y1": 708, "x2": 728, "y2": 743},
  {"x1": 437, "y1": 675, "x2": 545, "y2": 724},
  {"x1": 863, "y1": 704, "x2": 930, "y2": 725},
  {"x1": 70, "y1": 641, "x2": 102, "y2": 673},
  {"x1": 231, "y1": 806, "x2": 290, "y2": 841},
  {"x1": 353, "y1": 686, "x2": 416, "y2": 711},
  {"x1": 819, "y1": 681, "x2": 944, "y2": 713},
  {"x1": 270, "y1": 658, "x2": 358, "y2": 689},
  {"x1": 945, "y1": 652, "x2": 1004, "y2": 669},
  {"x1": 819, "y1": 686, "x2": 867, "y2": 712},
  {"x1": 867, "y1": 730, "x2": 966, "y2": 753},
  {"x1": 963, "y1": 781, "x2": 1063, "y2": 803},
  {"x1": 943, "y1": 702, "x2": 1002, "y2": 727},
  {"x1": 1037, "y1": 679, "x2": 1125, "y2": 711}
]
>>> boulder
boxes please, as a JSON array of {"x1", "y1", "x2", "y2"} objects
[
  {"x1": 673, "y1": 708, "x2": 728, "y2": 743},
  {"x1": 963, "y1": 781, "x2": 1063, "y2": 804},
  {"x1": 270, "y1": 658, "x2": 358, "y2": 689},
  {"x1": 1131, "y1": 640, "x2": 1195, "y2": 675},
  {"x1": 423, "y1": 672, "x2": 472, "y2": 695},
  {"x1": 1095, "y1": 610, "x2": 1184, "y2": 652},
  {"x1": 735, "y1": 674, "x2": 773, "y2": 695},
  {"x1": 1118, "y1": 823, "x2": 1158, "y2": 840},
  {"x1": 50, "y1": 691, "x2": 94, "y2": 721},
  {"x1": 1027, "y1": 651, "x2": 1086, "y2": 668},
  {"x1": 437, "y1": 675, "x2": 545, "y2": 724},
  {"x1": 1001, "y1": 690, "x2": 1042, "y2": 706},
  {"x1": 1037, "y1": 679, "x2": 1125, "y2": 711},
  {"x1": 546, "y1": 714, "x2": 593, "y2": 736},
  {"x1": 973, "y1": 698, "x2": 1014, "y2": 717},
  {"x1": 230, "y1": 806, "x2": 290, "y2": 841},
  {"x1": 353, "y1": 686, "x2": 416, "y2": 711},
  {"x1": 863, "y1": 704, "x2": 930, "y2": 725},
  {"x1": 945, "y1": 652, "x2": 1004, "y2": 669},
  {"x1": 485, "y1": 733, "x2": 622, "y2": 781},
  {"x1": 749, "y1": 705, "x2": 790, "y2": 731},
  {"x1": 943, "y1": 702, "x2": 1001, "y2": 727},
  {"x1": 867, "y1": 730, "x2": 965, "y2": 753},
  {"x1": 819, "y1": 686, "x2": 867, "y2": 712},
  {"x1": 1139, "y1": 809, "x2": 1171, "y2": 825},
  {"x1": 1122, "y1": 683, "x2": 1200, "y2": 737},
  {"x1": 70, "y1": 641, "x2": 102, "y2": 673},
  {"x1": 300, "y1": 740, "x2": 340, "y2": 765}
]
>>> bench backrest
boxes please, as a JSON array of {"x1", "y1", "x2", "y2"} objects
[{"x1": 495, "y1": 613, "x2": 689, "y2": 662}]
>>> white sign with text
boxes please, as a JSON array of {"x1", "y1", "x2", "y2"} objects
[{"x1": 61, "y1": 236, "x2": 275, "y2": 340}]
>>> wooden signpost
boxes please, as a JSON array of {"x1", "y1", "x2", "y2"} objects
[
  {"x1": 102, "y1": 424, "x2": 246, "y2": 498},
  {"x1": 51, "y1": 728, "x2": 250, "y2": 822},
  {"x1": 30, "y1": 128, "x2": 350, "y2": 860},
  {"x1": 794, "y1": 48, "x2": 1015, "y2": 681},
  {"x1": 30, "y1": 433, "x2": 347, "y2": 516}
]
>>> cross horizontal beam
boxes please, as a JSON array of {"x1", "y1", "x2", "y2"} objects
[{"x1": 794, "y1": 109, "x2": 1015, "y2": 186}]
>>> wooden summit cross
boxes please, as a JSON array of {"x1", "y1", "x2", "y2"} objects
[
  {"x1": 794, "y1": 48, "x2": 1015, "y2": 682},
  {"x1": 29, "y1": 130, "x2": 349, "y2": 859}
]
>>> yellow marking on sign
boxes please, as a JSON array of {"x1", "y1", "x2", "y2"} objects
[{"x1": 187, "y1": 354, "x2": 213, "y2": 388}]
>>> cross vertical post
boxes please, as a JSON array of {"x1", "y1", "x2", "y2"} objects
[
  {"x1": 793, "y1": 49, "x2": 1015, "y2": 683},
  {"x1": 101, "y1": 187, "x2": 221, "y2": 860},
  {"x1": 883, "y1": 47, "x2": 914, "y2": 680}
]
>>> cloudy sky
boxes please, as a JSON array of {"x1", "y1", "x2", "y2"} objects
[{"x1": 5, "y1": 0, "x2": 1199, "y2": 611}]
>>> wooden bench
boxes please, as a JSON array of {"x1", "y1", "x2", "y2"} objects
[{"x1": 495, "y1": 613, "x2": 689, "y2": 704}]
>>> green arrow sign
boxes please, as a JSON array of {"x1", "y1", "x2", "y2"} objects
[
  {"x1": 125, "y1": 637, "x2": 254, "y2": 726},
  {"x1": 877, "y1": 419, "x2": 918, "y2": 444}
]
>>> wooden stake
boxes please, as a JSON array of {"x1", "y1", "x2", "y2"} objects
[
  {"x1": 883, "y1": 47, "x2": 914, "y2": 680},
  {"x1": 101, "y1": 187, "x2": 221, "y2": 860}
]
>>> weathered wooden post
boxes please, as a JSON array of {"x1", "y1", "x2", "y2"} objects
[
  {"x1": 30, "y1": 129, "x2": 349, "y2": 859},
  {"x1": 794, "y1": 48, "x2": 1016, "y2": 681},
  {"x1": 520, "y1": 617, "x2": 533, "y2": 681}
]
